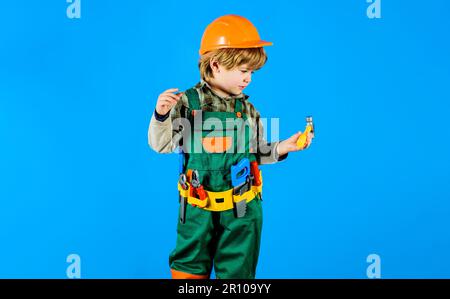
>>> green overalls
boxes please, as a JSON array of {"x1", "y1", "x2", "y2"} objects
[{"x1": 169, "y1": 88, "x2": 263, "y2": 279}]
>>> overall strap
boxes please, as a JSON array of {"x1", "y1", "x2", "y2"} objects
[
  {"x1": 184, "y1": 88, "x2": 201, "y2": 110},
  {"x1": 234, "y1": 98, "x2": 243, "y2": 113}
]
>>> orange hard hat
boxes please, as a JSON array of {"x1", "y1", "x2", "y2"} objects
[{"x1": 199, "y1": 15, "x2": 273, "y2": 55}]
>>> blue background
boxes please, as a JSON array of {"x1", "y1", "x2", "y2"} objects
[{"x1": 1, "y1": 0, "x2": 449, "y2": 278}]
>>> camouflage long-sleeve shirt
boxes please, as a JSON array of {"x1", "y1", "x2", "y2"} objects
[{"x1": 148, "y1": 80, "x2": 287, "y2": 165}]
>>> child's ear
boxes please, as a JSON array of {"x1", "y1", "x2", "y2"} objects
[{"x1": 210, "y1": 59, "x2": 220, "y2": 74}]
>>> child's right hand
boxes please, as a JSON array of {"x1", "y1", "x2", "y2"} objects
[{"x1": 155, "y1": 88, "x2": 183, "y2": 116}]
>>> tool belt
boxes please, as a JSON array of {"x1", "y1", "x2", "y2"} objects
[{"x1": 177, "y1": 175, "x2": 263, "y2": 212}]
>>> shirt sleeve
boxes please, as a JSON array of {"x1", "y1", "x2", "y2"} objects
[
  {"x1": 253, "y1": 111, "x2": 288, "y2": 165},
  {"x1": 148, "y1": 93, "x2": 188, "y2": 153},
  {"x1": 154, "y1": 109, "x2": 170, "y2": 122}
]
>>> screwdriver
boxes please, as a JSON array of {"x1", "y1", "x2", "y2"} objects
[{"x1": 296, "y1": 116, "x2": 314, "y2": 149}]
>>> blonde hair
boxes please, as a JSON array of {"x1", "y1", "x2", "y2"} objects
[{"x1": 198, "y1": 48, "x2": 268, "y2": 80}]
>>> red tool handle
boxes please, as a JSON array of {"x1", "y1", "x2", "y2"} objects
[
  {"x1": 251, "y1": 161, "x2": 262, "y2": 186},
  {"x1": 189, "y1": 185, "x2": 208, "y2": 201},
  {"x1": 196, "y1": 185, "x2": 208, "y2": 201}
]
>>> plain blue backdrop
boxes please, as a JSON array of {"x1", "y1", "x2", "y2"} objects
[{"x1": 1, "y1": 0, "x2": 449, "y2": 278}]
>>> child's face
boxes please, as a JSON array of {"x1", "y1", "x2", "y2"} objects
[{"x1": 212, "y1": 63, "x2": 254, "y2": 96}]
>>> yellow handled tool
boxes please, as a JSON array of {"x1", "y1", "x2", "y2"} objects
[{"x1": 297, "y1": 116, "x2": 314, "y2": 149}]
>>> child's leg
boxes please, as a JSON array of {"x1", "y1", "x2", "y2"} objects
[
  {"x1": 213, "y1": 198, "x2": 263, "y2": 279},
  {"x1": 169, "y1": 204, "x2": 216, "y2": 279}
]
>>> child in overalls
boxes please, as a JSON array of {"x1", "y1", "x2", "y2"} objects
[{"x1": 148, "y1": 15, "x2": 314, "y2": 279}]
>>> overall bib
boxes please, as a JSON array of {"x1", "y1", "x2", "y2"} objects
[{"x1": 169, "y1": 88, "x2": 263, "y2": 279}]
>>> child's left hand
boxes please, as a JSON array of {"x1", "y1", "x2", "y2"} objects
[{"x1": 277, "y1": 131, "x2": 314, "y2": 156}]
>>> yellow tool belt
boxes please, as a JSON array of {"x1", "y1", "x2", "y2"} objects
[{"x1": 177, "y1": 180, "x2": 263, "y2": 212}]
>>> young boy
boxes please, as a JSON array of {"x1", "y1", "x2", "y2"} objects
[{"x1": 148, "y1": 15, "x2": 313, "y2": 279}]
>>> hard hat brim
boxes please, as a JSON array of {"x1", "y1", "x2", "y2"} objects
[{"x1": 199, "y1": 40, "x2": 273, "y2": 55}]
